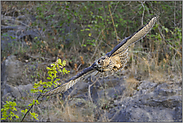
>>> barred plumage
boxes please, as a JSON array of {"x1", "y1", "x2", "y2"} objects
[{"x1": 42, "y1": 17, "x2": 157, "y2": 96}]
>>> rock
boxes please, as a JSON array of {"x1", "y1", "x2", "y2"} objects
[
  {"x1": 17, "y1": 84, "x2": 33, "y2": 97},
  {"x1": 1, "y1": 93, "x2": 14, "y2": 103},
  {"x1": 106, "y1": 80, "x2": 182, "y2": 122},
  {"x1": 2, "y1": 83, "x2": 34, "y2": 101},
  {"x1": 174, "y1": 103, "x2": 182, "y2": 122},
  {"x1": 2, "y1": 84, "x2": 21, "y2": 99},
  {"x1": 1, "y1": 59, "x2": 7, "y2": 84},
  {"x1": 110, "y1": 106, "x2": 176, "y2": 122},
  {"x1": 1, "y1": 60, "x2": 7, "y2": 96},
  {"x1": 4, "y1": 55, "x2": 24, "y2": 85}
]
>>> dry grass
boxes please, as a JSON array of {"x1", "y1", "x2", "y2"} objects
[
  {"x1": 125, "y1": 77, "x2": 139, "y2": 96},
  {"x1": 38, "y1": 98, "x2": 95, "y2": 122}
]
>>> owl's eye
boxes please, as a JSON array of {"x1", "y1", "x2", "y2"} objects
[{"x1": 98, "y1": 60, "x2": 101, "y2": 64}]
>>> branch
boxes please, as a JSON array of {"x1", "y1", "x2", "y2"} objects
[
  {"x1": 108, "y1": 2, "x2": 118, "y2": 41},
  {"x1": 21, "y1": 88, "x2": 45, "y2": 122}
]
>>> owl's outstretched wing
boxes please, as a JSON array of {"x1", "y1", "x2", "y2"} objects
[
  {"x1": 42, "y1": 64, "x2": 98, "y2": 96},
  {"x1": 107, "y1": 17, "x2": 157, "y2": 57},
  {"x1": 42, "y1": 17, "x2": 157, "y2": 96}
]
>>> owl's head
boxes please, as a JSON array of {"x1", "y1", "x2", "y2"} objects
[{"x1": 92, "y1": 55, "x2": 113, "y2": 72}]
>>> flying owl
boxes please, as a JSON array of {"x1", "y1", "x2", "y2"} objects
[{"x1": 42, "y1": 17, "x2": 157, "y2": 96}]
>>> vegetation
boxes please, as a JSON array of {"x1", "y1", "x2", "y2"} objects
[
  {"x1": 1, "y1": 1, "x2": 182, "y2": 122},
  {"x1": 1, "y1": 59, "x2": 69, "y2": 121}
]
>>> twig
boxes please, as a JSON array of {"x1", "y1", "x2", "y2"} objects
[
  {"x1": 112, "y1": 1, "x2": 120, "y2": 13},
  {"x1": 21, "y1": 88, "x2": 45, "y2": 122},
  {"x1": 174, "y1": 1, "x2": 176, "y2": 27},
  {"x1": 108, "y1": 2, "x2": 118, "y2": 41},
  {"x1": 141, "y1": 1, "x2": 145, "y2": 26},
  {"x1": 157, "y1": 23, "x2": 181, "y2": 56},
  {"x1": 90, "y1": 27, "x2": 106, "y2": 61}
]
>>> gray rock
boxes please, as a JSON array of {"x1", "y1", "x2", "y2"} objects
[
  {"x1": 17, "y1": 84, "x2": 33, "y2": 97},
  {"x1": 110, "y1": 104, "x2": 179, "y2": 122},
  {"x1": 3, "y1": 84, "x2": 21, "y2": 99},
  {"x1": 174, "y1": 103, "x2": 182, "y2": 122},
  {"x1": 2, "y1": 83, "x2": 34, "y2": 100},
  {"x1": 107, "y1": 80, "x2": 182, "y2": 122},
  {"x1": 1, "y1": 60, "x2": 7, "y2": 85},
  {"x1": 4, "y1": 55, "x2": 24, "y2": 85}
]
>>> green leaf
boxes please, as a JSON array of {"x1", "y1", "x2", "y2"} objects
[
  {"x1": 30, "y1": 89, "x2": 38, "y2": 93},
  {"x1": 30, "y1": 112, "x2": 39, "y2": 120},
  {"x1": 12, "y1": 102, "x2": 16, "y2": 106},
  {"x1": 47, "y1": 77, "x2": 51, "y2": 80},
  {"x1": 15, "y1": 115, "x2": 19, "y2": 119},
  {"x1": 12, "y1": 107, "x2": 17, "y2": 111},
  {"x1": 1, "y1": 117, "x2": 6, "y2": 120},
  {"x1": 32, "y1": 99, "x2": 36, "y2": 105},
  {"x1": 57, "y1": 59, "x2": 61, "y2": 65},
  {"x1": 35, "y1": 100, "x2": 40, "y2": 104},
  {"x1": 42, "y1": 82, "x2": 47, "y2": 84},
  {"x1": 62, "y1": 60, "x2": 66, "y2": 66}
]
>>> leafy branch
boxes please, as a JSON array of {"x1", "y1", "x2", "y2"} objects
[
  {"x1": 1, "y1": 101, "x2": 19, "y2": 121},
  {"x1": 1, "y1": 58, "x2": 70, "y2": 122},
  {"x1": 20, "y1": 58, "x2": 70, "y2": 122}
]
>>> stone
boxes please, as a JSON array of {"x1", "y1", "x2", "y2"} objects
[{"x1": 4, "y1": 55, "x2": 24, "y2": 85}]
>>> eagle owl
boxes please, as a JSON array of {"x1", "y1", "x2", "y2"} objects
[{"x1": 42, "y1": 17, "x2": 157, "y2": 96}]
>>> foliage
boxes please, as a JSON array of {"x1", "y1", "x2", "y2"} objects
[
  {"x1": 30, "y1": 59, "x2": 70, "y2": 93},
  {"x1": 1, "y1": 59, "x2": 70, "y2": 121},
  {"x1": 20, "y1": 58, "x2": 70, "y2": 121},
  {"x1": 1, "y1": 101, "x2": 19, "y2": 121},
  {"x1": 1, "y1": 1, "x2": 182, "y2": 62}
]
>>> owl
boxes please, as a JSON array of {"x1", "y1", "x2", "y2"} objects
[{"x1": 42, "y1": 17, "x2": 157, "y2": 96}]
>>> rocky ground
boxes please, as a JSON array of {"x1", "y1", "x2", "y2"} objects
[{"x1": 1, "y1": 55, "x2": 182, "y2": 122}]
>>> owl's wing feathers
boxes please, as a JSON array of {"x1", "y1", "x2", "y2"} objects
[
  {"x1": 42, "y1": 65, "x2": 97, "y2": 96},
  {"x1": 119, "y1": 48, "x2": 129, "y2": 67},
  {"x1": 107, "y1": 17, "x2": 157, "y2": 57}
]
